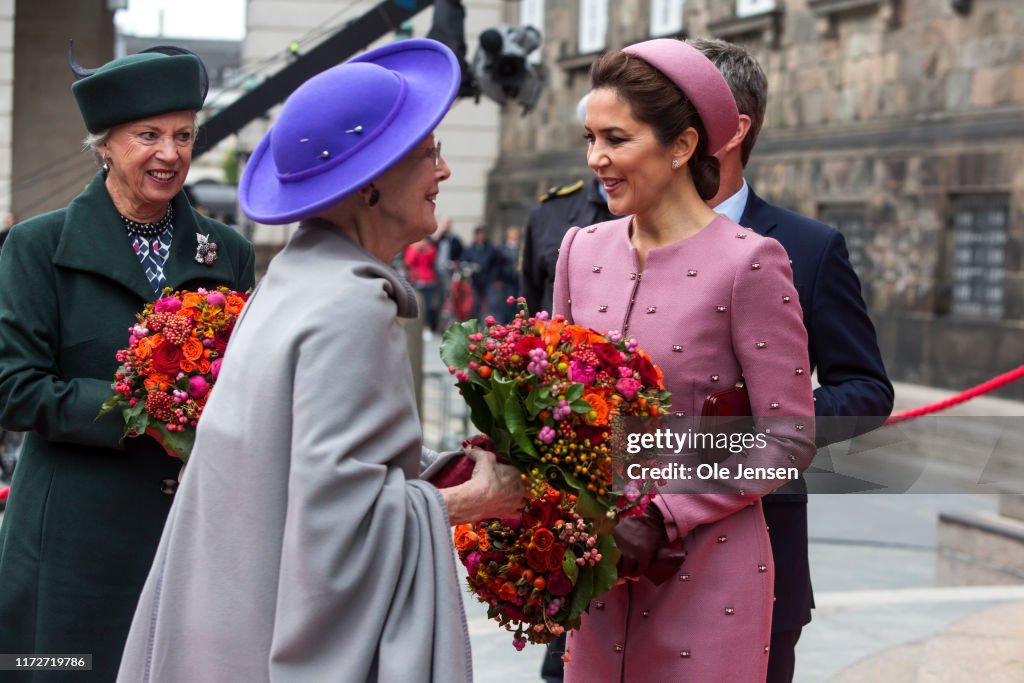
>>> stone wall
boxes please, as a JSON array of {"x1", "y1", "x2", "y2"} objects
[{"x1": 486, "y1": 0, "x2": 1024, "y2": 398}]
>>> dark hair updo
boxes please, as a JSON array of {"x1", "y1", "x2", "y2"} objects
[{"x1": 591, "y1": 50, "x2": 721, "y2": 201}]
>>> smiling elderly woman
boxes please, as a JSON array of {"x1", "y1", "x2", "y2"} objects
[{"x1": 0, "y1": 46, "x2": 254, "y2": 681}]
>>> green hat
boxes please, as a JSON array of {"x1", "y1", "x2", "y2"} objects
[{"x1": 71, "y1": 52, "x2": 205, "y2": 133}]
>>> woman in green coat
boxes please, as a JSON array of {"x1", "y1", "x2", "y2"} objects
[{"x1": 0, "y1": 47, "x2": 255, "y2": 680}]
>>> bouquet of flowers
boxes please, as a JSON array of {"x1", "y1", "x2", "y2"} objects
[
  {"x1": 99, "y1": 286, "x2": 249, "y2": 462},
  {"x1": 441, "y1": 300, "x2": 670, "y2": 646}
]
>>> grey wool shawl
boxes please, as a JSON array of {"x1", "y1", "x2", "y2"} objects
[{"x1": 118, "y1": 222, "x2": 472, "y2": 682}]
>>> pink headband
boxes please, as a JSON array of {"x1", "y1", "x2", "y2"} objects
[{"x1": 621, "y1": 38, "x2": 739, "y2": 155}]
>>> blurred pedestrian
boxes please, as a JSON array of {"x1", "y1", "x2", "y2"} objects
[
  {"x1": 432, "y1": 217, "x2": 463, "y2": 330},
  {"x1": 461, "y1": 225, "x2": 499, "y2": 321},
  {"x1": 404, "y1": 237, "x2": 439, "y2": 334},
  {"x1": 495, "y1": 225, "x2": 521, "y2": 321}
]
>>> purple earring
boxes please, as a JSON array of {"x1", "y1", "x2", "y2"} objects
[{"x1": 368, "y1": 188, "x2": 380, "y2": 207}]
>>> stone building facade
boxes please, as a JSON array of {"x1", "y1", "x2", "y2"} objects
[{"x1": 485, "y1": 0, "x2": 1024, "y2": 398}]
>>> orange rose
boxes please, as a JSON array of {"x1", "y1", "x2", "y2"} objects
[
  {"x1": 526, "y1": 546, "x2": 548, "y2": 573},
  {"x1": 566, "y1": 325, "x2": 591, "y2": 347},
  {"x1": 545, "y1": 542, "x2": 566, "y2": 572},
  {"x1": 583, "y1": 390, "x2": 611, "y2": 425},
  {"x1": 143, "y1": 373, "x2": 173, "y2": 392},
  {"x1": 497, "y1": 581, "x2": 518, "y2": 602},
  {"x1": 454, "y1": 525, "x2": 479, "y2": 552},
  {"x1": 133, "y1": 336, "x2": 154, "y2": 360},
  {"x1": 179, "y1": 359, "x2": 197, "y2": 374},
  {"x1": 182, "y1": 292, "x2": 203, "y2": 309},
  {"x1": 182, "y1": 336, "x2": 204, "y2": 361},
  {"x1": 477, "y1": 529, "x2": 491, "y2": 552},
  {"x1": 566, "y1": 325, "x2": 607, "y2": 347},
  {"x1": 197, "y1": 357, "x2": 211, "y2": 374},
  {"x1": 540, "y1": 319, "x2": 566, "y2": 348},
  {"x1": 531, "y1": 527, "x2": 555, "y2": 552},
  {"x1": 225, "y1": 295, "x2": 246, "y2": 315}
]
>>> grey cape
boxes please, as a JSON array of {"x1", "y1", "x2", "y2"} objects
[{"x1": 118, "y1": 222, "x2": 472, "y2": 682}]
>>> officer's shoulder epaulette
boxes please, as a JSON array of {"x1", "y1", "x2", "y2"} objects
[{"x1": 538, "y1": 179, "x2": 585, "y2": 203}]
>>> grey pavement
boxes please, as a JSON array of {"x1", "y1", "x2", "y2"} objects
[{"x1": 419, "y1": 335, "x2": 1024, "y2": 682}]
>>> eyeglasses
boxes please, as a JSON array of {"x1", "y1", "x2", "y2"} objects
[{"x1": 429, "y1": 139, "x2": 443, "y2": 168}]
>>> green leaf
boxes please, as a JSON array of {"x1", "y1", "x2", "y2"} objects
[
  {"x1": 567, "y1": 566, "x2": 595, "y2": 622},
  {"x1": 482, "y1": 389, "x2": 504, "y2": 426},
  {"x1": 439, "y1": 320, "x2": 478, "y2": 369},
  {"x1": 123, "y1": 400, "x2": 146, "y2": 421},
  {"x1": 458, "y1": 382, "x2": 494, "y2": 436},
  {"x1": 564, "y1": 383, "x2": 584, "y2": 402},
  {"x1": 523, "y1": 384, "x2": 550, "y2": 418},
  {"x1": 491, "y1": 429, "x2": 513, "y2": 459},
  {"x1": 575, "y1": 489, "x2": 616, "y2": 534},
  {"x1": 570, "y1": 398, "x2": 592, "y2": 413},
  {"x1": 125, "y1": 410, "x2": 150, "y2": 436},
  {"x1": 98, "y1": 395, "x2": 122, "y2": 417},
  {"x1": 503, "y1": 393, "x2": 539, "y2": 459},
  {"x1": 591, "y1": 535, "x2": 621, "y2": 598},
  {"x1": 153, "y1": 424, "x2": 195, "y2": 462},
  {"x1": 562, "y1": 549, "x2": 580, "y2": 585}
]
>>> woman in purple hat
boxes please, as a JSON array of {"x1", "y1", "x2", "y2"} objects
[
  {"x1": 118, "y1": 39, "x2": 524, "y2": 683},
  {"x1": 552, "y1": 39, "x2": 817, "y2": 680}
]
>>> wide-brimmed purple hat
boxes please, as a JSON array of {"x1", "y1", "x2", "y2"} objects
[
  {"x1": 621, "y1": 38, "x2": 738, "y2": 155},
  {"x1": 240, "y1": 39, "x2": 460, "y2": 224}
]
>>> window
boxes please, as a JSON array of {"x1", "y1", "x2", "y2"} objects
[
  {"x1": 948, "y1": 199, "x2": 1008, "y2": 319},
  {"x1": 578, "y1": 0, "x2": 608, "y2": 54},
  {"x1": 708, "y1": 0, "x2": 782, "y2": 48},
  {"x1": 650, "y1": 0, "x2": 685, "y2": 37},
  {"x1": 520, "y1": 0, "x2": 546, "y2": 64},
  {"x1": 736, "y1": 0, "x2": 777, "y2": 18}
]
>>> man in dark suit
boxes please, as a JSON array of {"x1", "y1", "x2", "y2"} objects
[{"x1": 691, "y1": 38, "x2": 894, "y2": 683}]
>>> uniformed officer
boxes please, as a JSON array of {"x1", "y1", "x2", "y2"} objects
[{"x1": 520, "y1": 178, "x2": 615, "y2": 314}]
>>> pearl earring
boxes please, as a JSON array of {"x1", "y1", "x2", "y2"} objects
[{"x1": 671, "y1": 159, "x2": 681, "y2": 169}]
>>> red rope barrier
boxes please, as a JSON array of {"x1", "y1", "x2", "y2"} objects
[{"x1": 885, "y1": 363, "x2": 1024, "y2": 425}]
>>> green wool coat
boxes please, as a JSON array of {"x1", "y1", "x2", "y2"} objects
[{"x1": 0, "y1": 172, "x2": 255, "y2": 682}]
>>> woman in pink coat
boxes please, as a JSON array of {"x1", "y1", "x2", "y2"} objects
[{"x1": 553, "y1": 39, "x2": 817, "y2": 681}]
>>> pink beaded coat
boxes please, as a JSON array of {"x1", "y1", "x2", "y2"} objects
[{"x1": 553, "y1": 215, "x2": 816, "y2": 682}]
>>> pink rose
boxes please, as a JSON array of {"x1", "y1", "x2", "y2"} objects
[
  {"x1": 205, "y1": 291, "x2": 227, "y2": 308},
  {"x1": 616, "y1": 377, "x2": 642, "y2": 400},
  {"x1": 188, "y1": 375, "x2": 210, "y2": 398},
  {"x1": 210, "y1": 357, "x2": 223, "y2": 380},
  {"x1": 465, "y1": 551, "x2": 483, "y2": 575},
  {"x1": 154, "y1": 296, "x2": 182, "y2": 313},
  {"x1": 568, "y1": 360, "x2": 596, "y2": 385}
]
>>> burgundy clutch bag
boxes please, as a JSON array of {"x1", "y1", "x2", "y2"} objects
[
  {"x1": 429, "y1": 435, "x2": 497, "y2": 489},
  {"x1": 430, "y1": 455, "x2": 477, "y2": 489},
  {"x1": 698, "y1": 382, "x2": 753, "y2": 463}
]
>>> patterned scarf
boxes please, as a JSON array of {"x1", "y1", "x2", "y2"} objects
[{"x1": 120, "y1": 205, "x2": 175, "y2": 295}]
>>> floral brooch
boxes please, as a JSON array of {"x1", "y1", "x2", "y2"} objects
[{"x1": 195, "y1": 233, "x2": 218, "y2": 266}]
